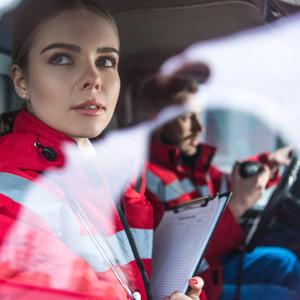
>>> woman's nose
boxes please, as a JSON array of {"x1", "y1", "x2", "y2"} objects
[{"x1": 76, "y1": 64, "x2": 101, "y2": 92}]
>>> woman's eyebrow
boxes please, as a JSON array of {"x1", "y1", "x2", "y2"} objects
[
  {"x1": 97, "y1": 47, "x2": 119, "y2": 56},
  {"x1": 40, "y1": 44, "x2": 119, "y2": 56},
  {"x1": 41, "y1": 43, "x2": 80, "y2": 54}
]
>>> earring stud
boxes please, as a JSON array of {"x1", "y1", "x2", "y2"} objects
[{"x1": 22, "y1": 94, "x2": 26, "y2": 98}]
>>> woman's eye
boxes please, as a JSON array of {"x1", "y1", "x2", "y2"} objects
[
  {"x1": 50, "y1": 54, "x2": 72, "y2": 65},
  {"x1": 96, "y1": 57, "x2": 116, "y2": 68}
]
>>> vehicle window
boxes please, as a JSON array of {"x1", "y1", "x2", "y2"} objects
[{"x1": 0, "y1": 52, "x2": 19, "y2": 113}]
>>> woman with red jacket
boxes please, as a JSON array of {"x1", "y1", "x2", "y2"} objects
[{"x1": 0, "y1": 1, "x2": 205, "y2": 299}]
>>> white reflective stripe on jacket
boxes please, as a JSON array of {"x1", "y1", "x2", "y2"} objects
[
  {"x1": 0, "y1": 172, "x2": 152, "y2": 272},
  {"x1": 146, "y1": 169, "x2": 228, "y2": 203}
]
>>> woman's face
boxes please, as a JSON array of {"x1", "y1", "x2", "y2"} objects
[{"x1": 21, "y1": 10, "x2": 120, "y2": 140}]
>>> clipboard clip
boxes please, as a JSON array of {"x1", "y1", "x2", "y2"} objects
[{"x1": 173, "y1": 195, "x2": 213, "y2": 213}]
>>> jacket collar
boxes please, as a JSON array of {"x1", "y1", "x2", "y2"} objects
[
  {"x1": 0, "y1": 109, "x2": 76, "y2": 172},
  {"x1": 150, "y1": 136, "x2": 217, "y2": 175}
]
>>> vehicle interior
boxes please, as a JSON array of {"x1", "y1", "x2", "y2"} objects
[
  {"x1": 1, "y1": 0, "x2": 300, "y2": 126},
  {"x1": 1, "y1": 0, "x2": 300, "y2": 274}
]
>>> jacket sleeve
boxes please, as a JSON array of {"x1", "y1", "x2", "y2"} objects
[
  {"x1": 123, "y1": 160, "x2": 154, "y2": 230},
  {"x1": 144, "y1": 187, "x2": 166, "y2": 230},
  {"x1": 122, "y1": 160, "x2": 154, "y2": 278},
  {"x1": 204, "y1": 207, "x2": 245, "y2": 263},
  {"x1": 205, "y1": 166, "x2": 245, "y2": 263},
  {"x1": 204, "y1": 151, "x2": 280, "y2": 263},
  {"x1": 143, "y1": 166, "x2": 167, "y2": 229}
]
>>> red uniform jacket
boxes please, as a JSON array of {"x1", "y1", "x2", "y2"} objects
[
  {"x1": 146, "y1": 137, "x2": 278, "y2": 300},
  {"x1": 0, "y1": 110, "x2": 153, "y2": 300}
]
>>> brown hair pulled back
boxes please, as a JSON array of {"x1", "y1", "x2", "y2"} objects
[{"x1": 0, "y1": 0, "x2": 118, "y2": 137}]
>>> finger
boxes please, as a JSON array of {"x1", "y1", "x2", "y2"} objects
[
  {"x1": 258, "y1": 164, "x2": 271, "y2": 180},
  {"x1": 283, "y1": 147, "x2": 294, "y2": 164},
  {"x1": 167, "y1": 291, "x2": 182, "y2": 300},
  {"x1": 231, "y1": 161, "x2": 241, "y2": 178},
  {"x1": 187, "y1": 277, "x2": 204, "y2": 300},
  {"x1": 251, "y1": 167, "x2": 269, "y2": 192}
]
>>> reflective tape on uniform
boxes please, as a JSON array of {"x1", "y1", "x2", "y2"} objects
[
  {"x1": 196, "y1": 185, "x2": 211, "y2": 197},
  {"x1": 0, "y1": 172, "x2": 152, "y2": 272},
  {"x1": 145, "y1": 169, "x2": 164, "y2": 199},
  {"x1": 146, "y1": 169, "x2": 198, "y2": 202},
  {"x1": 131, "y1": 228, "x2": 153, "y2": 260}
]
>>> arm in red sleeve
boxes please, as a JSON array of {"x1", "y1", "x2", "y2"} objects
[{"x1": 204, "y1": 207, "x2": 245, "y2": 264}]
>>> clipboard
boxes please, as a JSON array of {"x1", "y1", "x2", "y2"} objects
[{"x1": 150, "y1": 191, "x2": 232, "y2": 300}]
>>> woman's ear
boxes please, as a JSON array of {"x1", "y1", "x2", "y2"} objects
[{"x1": 11, "y1": 64, "x2": 28, "y2": 100}]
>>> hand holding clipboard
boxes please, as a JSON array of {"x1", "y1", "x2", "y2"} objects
[{"x1": 150, "y1": 192, "x2": 232, "y2": 300}]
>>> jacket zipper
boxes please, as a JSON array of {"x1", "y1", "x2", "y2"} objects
[{"x1": 116, "y1": 204, "x2": 153, "y2": 300}]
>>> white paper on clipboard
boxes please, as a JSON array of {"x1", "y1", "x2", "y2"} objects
[{"x1": 150, "y1": 192, "x2": 231, "y2": 300}]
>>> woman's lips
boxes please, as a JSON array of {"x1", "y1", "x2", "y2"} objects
[{"x1": 72, "y1": 100, "x2": 105, "y2": 116}]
